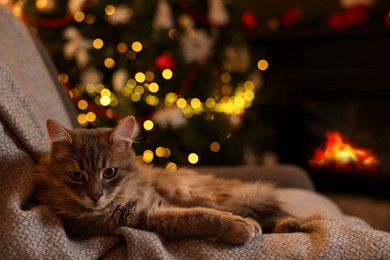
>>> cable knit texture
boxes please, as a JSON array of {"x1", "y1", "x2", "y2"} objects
[{"x1": 1, "y1": 5, "x2": 389, "y2": 259}]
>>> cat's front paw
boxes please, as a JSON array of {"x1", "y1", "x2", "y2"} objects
[{"x1": 222, "y1": 215, "x2": 261, "y2": 245}]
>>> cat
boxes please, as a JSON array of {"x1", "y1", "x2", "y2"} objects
[{"x1": 34, "y1": 116, "x2": 302, "y2": 245}]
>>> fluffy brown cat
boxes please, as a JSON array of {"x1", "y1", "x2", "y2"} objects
[{"x1": 34, "y1": 116, "x2": 301, "y2": 244}]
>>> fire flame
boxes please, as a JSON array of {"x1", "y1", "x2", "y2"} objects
[{"x1": 309, "y1": 131, "x2": 379, "y2": 171}]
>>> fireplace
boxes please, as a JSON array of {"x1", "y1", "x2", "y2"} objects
[
  {"x1": 252, "y1": 28, "x2": 390, "y2": 198},
  {"x1": 309, "y1": 131, "x2": 379, "y2": 171}
]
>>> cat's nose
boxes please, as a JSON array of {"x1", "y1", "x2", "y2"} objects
[{"x1": 88, "y1": 193, "x2": 102, "y2": 202}]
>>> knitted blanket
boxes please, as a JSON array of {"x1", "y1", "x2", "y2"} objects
[{"x1": 1, "y1": 5, "x2": 390, "y2": 260}]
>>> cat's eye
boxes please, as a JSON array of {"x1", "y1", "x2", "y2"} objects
[
  {"x1": 69, "y1": 171, "x2": 84, "y2": 182},
  {"x1": 103, "y1": 167, "x2": 117, "y2": 179}
]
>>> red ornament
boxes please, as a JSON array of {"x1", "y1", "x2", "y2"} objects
[
  {"x1": 328, "y1": 6, "x2": 369, "y2": 30},
  {"x1": 281, "y1": 7, "x2": 303, "y2": 28},
  {"x1": 155, "y1": 53, "x2": 175, "y2": 71},
  {"x1": 328, "y1": 13, "x2": 349, "y2": 29},
  {"x1": 241, "y1": 12, "x2": 257, "y2": 30},
  {"x1": 384, "y1": 12, "x2": 390, "y2": 28},
  {"x1": 344, "y1": 6, "x2": 368, "y2": 26}
]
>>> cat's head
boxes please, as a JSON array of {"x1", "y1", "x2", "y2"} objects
[{"x1": 41, "y1": 116, "x2": 139, "y2": 211}]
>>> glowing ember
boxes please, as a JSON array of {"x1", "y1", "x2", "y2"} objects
[{"x1": 309, "y1": 131, "x2": 379, "y2": 171}]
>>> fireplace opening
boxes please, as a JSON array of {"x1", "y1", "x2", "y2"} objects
[
  {"x1": 309, "y1": 131, "x2": 379, "y2": 172},
  {"x1": 252, "y1": 29, "x2": 390, "y2": 198}
]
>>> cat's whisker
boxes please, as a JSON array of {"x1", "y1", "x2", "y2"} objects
[
  {"x1": 130, "y1": 134, "x2": 142, "y2": 144},
  {"x1": 112, "y1": 194, "x2": 143, "y2": 201}
]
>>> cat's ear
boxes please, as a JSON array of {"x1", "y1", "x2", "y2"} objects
[
  {"x1": 46, "y1": 119, "x2": 72, "y2": 144},
  {"x1": 110, "y1": 116, "x2": 136, "y2": 145}
]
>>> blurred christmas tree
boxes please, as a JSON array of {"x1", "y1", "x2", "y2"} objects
[{"x1": 4, "y1": 0, "x2": 272, "y2": 167}]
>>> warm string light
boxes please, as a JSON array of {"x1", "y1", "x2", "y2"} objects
[
  {"x1": 74, "y1": 11, "x2": 85, "y2": 22},
  {"x1": 135, "y1": 146, "x2": 178, "y2": 171},
  {"x1": 257, "y1": 59, "x2": 269, "y2": 71},
  {"x1": 105, "y1": 5, "x2": 115, "y2": 16},
  {"x1": 188, "y1": 153, "x2": 199, "y2": 164},
  {"x1": 143, "y1": 120, "x2": 154, "y2": 131},
  {"x1": 78, "y1": 69, "x2": 259, "y2": 121}
]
